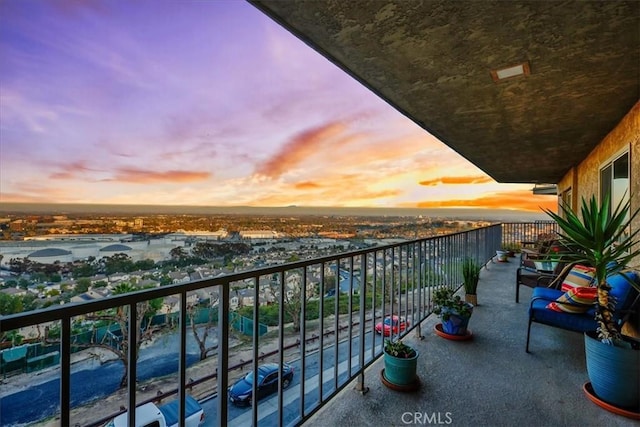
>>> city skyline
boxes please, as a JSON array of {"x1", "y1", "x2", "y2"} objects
[{"x1": 0, "y1": 1, "x2": 556, "y2": 213}]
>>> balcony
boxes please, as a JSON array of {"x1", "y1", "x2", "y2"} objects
[
  {"x1": 302, "y1": 257, "x2": 637, "y2": 427},
  {"x1": 1, "y1": 223, "x2": 635, "y2": 426}
]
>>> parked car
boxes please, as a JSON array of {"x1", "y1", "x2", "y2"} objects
[
  {"x1": 105, "y1": 395, "x2": 204, "y2": 427},
  {"x1": 375, "y1": 315, "x2": 409, "y2": 336},
  {"x1": 228, "y1": 362, "x2": 294, "y2": 406}
]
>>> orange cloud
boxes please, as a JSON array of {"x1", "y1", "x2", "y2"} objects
[
  {"x1": 415, "y1": 190, "x2": 557, "y2": 212},
  {"x1": 111, "y1": 168, "x2": 211, "y2": 184},
  {"x1": 294, "y1": 181, "x2": 321, "y2": 190},
  {"x1": 419, "y1": 176, "x2": 494, "y2": 186},
  {"x1": 256, "y1": 121, "x2": 347, "y2": 178}
]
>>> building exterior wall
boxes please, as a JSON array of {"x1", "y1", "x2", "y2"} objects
[{"x1": 557, "y1": 100, "x2": 640, "y2": 264}]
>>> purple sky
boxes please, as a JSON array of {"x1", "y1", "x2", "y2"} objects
[{"x1": 0, "y1": 0, "x2": 555, "y2": 212}]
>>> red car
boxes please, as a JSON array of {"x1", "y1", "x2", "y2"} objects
[{"x1": 375, "y1": 315, "x2": 409, "y2": 336}]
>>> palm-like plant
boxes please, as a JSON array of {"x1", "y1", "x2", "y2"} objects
[{"x1": 544, "y1": 193, "x2": 640, "y2": 345}]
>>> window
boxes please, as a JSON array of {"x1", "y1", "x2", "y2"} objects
[
  {"x1": 600, "y1": 151, "x2": 629, "y2": 214},
  {"x1": 600, "y1": 150, "x2": 630, "y2": 244}
]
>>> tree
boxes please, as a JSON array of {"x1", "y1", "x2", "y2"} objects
[
  {"x1": 103, "y1": 253, "x2": 134, "y2": 276},
  {"x1": 0, "y1": 292, "x2": 23, "y2": 315},
  {"x1": 75, "y1": 278, "x2": 91, "y2": 294},
  {"x1": 170, "y1": 246, "x2": 188, "y2": 260},
  {"x1": 267, "y1": 272, "x2": 316, "y2": 333},
  {"x1": 187, "y1": 292, "x2": 220, "y2": 360},
  {"x1": 66, "y1": 283, "x2": 162, "y2": 388}
]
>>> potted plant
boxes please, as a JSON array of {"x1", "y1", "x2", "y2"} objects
[
  {"x1": 382, "y1": 339, "x2": 419, "y2": 389},
  {"x1": 502, "y1": 243, "x2": 518, "y2": 257},
  {"x1": 462, "y1": 257, "x2": 481, "y2": 305},
  {"x1": 544, "y1": 193, "x2": 640, "y2": 412},
  {"x1": 432, "y1": 287, "x2": 473, "y2": 339},
  {"x1": 495, "y1": 249, "x2": 509, "y2": 262}
]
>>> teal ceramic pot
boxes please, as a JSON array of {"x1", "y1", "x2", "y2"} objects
[{"x1": 383, "y1": 350, "x2": 419, "y2": 385}]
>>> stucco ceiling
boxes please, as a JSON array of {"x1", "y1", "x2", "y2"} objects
[{"x1": 250, "y1": 0, "x2": 640, "y2": 184}]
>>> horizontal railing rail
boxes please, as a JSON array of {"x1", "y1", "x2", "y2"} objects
[{"x1": 0, "y1": 222, "x2": 551, "y2": 426}]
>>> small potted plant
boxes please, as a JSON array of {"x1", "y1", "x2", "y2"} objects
[
  {"x1": 382, "y1": 339, "x2": 419, "y2": 389},
  {"x1": 495, "y1": 249, "x2": 509, "y2": 262},
  {"x1": 462, "y1": 257, "x2": 481, "y2": 305},
  {"x1": 433, "y1": 287, "x2": 473, "y2": 339}
]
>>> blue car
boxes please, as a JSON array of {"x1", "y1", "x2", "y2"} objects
[{"x1": 228, "y1": 363, "x2": 294, "y2": 406}]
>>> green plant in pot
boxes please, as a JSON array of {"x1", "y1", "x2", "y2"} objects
[
  {"x1": 462, "y1": 257, "x2": 481, "y2": 306},
  {"x1": 382, "y1": 339, "x2": 419, "y2": 388},
  {"x1": 433, "y1": 287, "x2": 473, "y2": 337},
  {"x1": 544, "y1": 193, "x2": 640, "y2": 411}
]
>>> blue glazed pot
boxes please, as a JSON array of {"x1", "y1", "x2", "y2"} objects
[
  {"x1": 440, "y1": 306, "x2": 473, "y2": 335},
  {"x1": 384, "y1": 350, "x2": 419, "y2": 385},
  {"x1": 584, "y1": 331, "x2": 640, "y2": 409}
]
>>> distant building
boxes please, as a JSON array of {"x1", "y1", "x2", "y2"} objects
[
  {"x1": 240, "y1": 230, "x2": 279, "y2": 240},
  {"x1": 27, "y1": 248, "x2": 73, "y2": 264}
]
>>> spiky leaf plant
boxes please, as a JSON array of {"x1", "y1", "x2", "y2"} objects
[
  {"x1": 544, "y1": 193, "x2": 640, "y2": 345},
  {"x1": 462, "y1": 257, "x2": 481, "y2": 295}
]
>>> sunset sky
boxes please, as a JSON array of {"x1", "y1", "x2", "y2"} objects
[{"x1": 0, "y1": 1, "x2": 556, "y2": 213}]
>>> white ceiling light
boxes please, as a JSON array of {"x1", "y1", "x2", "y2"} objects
[{"x1": 490, "y1": 61, "x2": 530, "y2": 82}]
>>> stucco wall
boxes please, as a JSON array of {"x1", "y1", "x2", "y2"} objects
[{"x1": 557, "y1": 100, "x2": 640, "y2": 265}]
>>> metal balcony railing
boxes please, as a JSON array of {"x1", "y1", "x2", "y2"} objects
[
  {"x1": 501, "y1": 221, "x2": 558, "y2": 250},
  {"x1": 0, "y1": 222, "x2": 545, "y2": 426}
]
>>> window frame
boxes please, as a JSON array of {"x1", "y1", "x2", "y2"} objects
[{"x1": 599, "y1": 147, "x2": 629, "y2": 214}]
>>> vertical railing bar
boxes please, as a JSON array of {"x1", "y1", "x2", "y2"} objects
[
  {"x1": 371, "y1": 252, "x2": 377, "y2": 359},
  {"x1": 60, "y1": 316, "x2": 71, "y2": 427},
  {"x1": 358, "y1": 253, "x2": 367, "y2": 391},
  {"x1": 347, "y1": 256, "x2": 353, "y2": 376},
  {"x1": 300, "y1": 267, "x2": 307, "y2": 417},
  {"x1": 278, "y1": 270, "x2": 285, "y2": 427},
  {"x1": 217, "y1": 282, "x2": 230, "y2": 427},
  {"x1": 127, "y1": 302, "x2": 137, "y2": 427},
  {"x1": 252, "y1": 276, "x2": 259, "y2": 426},
  {"x1": 178, "y1": 291, "x2": 187, "y2": 425},
  {"x1": 319, "y1": 262, "x2": 325, "y2": 403},
  {"x1": 391, "y1": 247, "x2": 397, "y2": 341},
  {"x1": 381, "y1": 249, "x2": 387, "y2": 353},
  {"x1": 333, "y1": 260, "x2": 340, "y2": 391}
]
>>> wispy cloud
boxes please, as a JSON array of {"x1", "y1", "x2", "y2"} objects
[
  {"x1": 419, "y1": 176, "x2": 494, "y2": 186},
  {"x1": 255, "y1": 121, "x2": 349, "y2": 178},
  {"x1": 109, "y1": 168, "x2": 211, "y2": 184}
]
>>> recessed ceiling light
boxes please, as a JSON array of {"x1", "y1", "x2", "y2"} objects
[{"x1": 490, "y1": 61, "x2": 530, "y2": 82}]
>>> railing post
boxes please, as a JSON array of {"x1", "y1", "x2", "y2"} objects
[
  {"x1": 217, "y1": 283, "x2": 229, "y2": 427},
  {"x1": 127, "y1": 302, "x2": 137, "y2": 427},
  {"x1": 356, "y1": 254, "x2": 369, "y2": 394}
]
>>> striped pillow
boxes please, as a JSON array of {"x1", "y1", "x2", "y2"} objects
[
  {"x1": 560, "y1": 265, "x2": 596, "y2": 292},
  {"x1": 546, "y1": 286, "x2": 597, "y2": 313}
]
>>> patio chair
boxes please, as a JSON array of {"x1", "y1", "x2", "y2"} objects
[
  {"x1": 520, "y1": 232, "x2": 557, "y2": 263},
  {"x1": 515, "y1": 261, "x2": 571, "y2": 303},
  {"x1": 525, "y1": 270, "x2": 640, "y2": 352}
]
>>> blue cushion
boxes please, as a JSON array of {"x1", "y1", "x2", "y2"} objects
[
  {"x1": 606, "y1": 271, "x2": 638, "y2": 312},
  {"x1": 528, "y1": 271, "x2": 638, "y2": 334},
  {"x1": 531, "y1": 287, "x2": 564, "y2": 301},
  {"x1": 529, "y1": 296, "x2": 597, "y2": 332}
]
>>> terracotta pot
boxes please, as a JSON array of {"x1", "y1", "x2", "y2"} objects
[{"x1": 465, "y1": 294, "x2": 477, "y2": 306}]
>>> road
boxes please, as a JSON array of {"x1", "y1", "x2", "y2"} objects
[
  {"x1": 1, "y1": 322, "x2": 386, "y2": 426},
  {"x1": 200, "y1": 330, "x2": 378, "y2": 426}
]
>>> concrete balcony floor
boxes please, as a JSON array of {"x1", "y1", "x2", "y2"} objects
[{"x1": 302, "y1": 258, "x2": 637, "y2": 427}]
